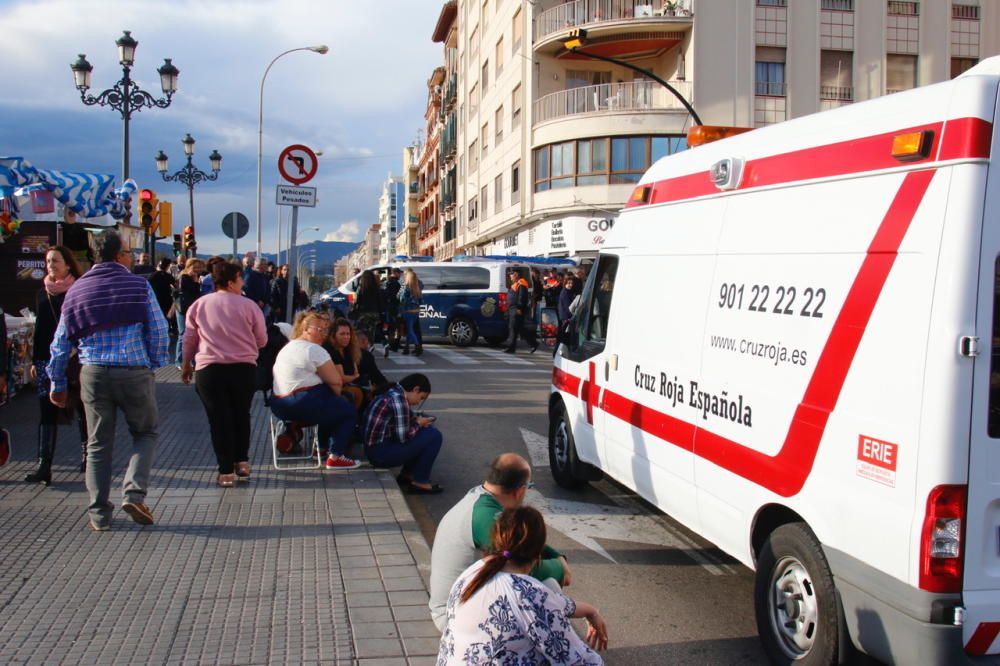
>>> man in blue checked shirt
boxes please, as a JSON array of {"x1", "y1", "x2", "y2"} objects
[
  {"x1": 48, "y1": 231, "x2": 169, "y2": 532},
  {"x1": 363, "y1": 373, "x2": 444, "y2": 495}
]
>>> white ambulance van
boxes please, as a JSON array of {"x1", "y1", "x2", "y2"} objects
[{"x1": 549, "y1": 57, "x2": 1000, "y2": 665}]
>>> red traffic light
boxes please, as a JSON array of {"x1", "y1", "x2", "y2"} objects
[
  {"x1": 139, "y1": 188, "x2": 155, "y2": 201},
  {"x1": 183, "y1": 226, "x2": 194, "y2": 234}
]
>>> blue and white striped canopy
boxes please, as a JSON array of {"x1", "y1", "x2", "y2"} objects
[{"x1": 0, "y1": 157, "x2": 136, "y2": 223}]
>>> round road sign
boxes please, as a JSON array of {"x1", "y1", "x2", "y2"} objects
[
  {"x1": 221, "y1": 212, "x2": 250, "y2": 239},
  {"x1": 278, "y1": 144, "x2": 319, "y2": 185}
]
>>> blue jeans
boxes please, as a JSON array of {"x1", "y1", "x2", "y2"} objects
[
  {"x1": 367, "y1": 426, "x2": 442, "y2": 484},
  {"x1": 175, "y1": 309, "x2": 186, "y2": 365},
  {"x1": 270, "y1": 385, "x2": 356, "y2": 456},
  {"x1": 403, "y1": 312, "x2": 422, "y2": 346}
]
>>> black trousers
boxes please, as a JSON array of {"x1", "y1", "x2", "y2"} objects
[
  {"x1": 508, "y1": 312, "x2": 538, "y2": 350},
  {"x1": 194, "y1": 363, "x2": 256, "y2": 474}
]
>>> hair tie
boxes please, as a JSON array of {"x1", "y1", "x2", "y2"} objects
[{"x1": 501, "y1": 550, "x2": 512, "y2": 559}]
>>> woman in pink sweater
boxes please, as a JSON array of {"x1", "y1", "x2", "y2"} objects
[{"x1": 182, "y1": 258, "x2": 267, "y2": 487}]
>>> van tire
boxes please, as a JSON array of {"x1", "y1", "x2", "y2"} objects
[
  {"x1": 448, "y1": 317, "x2": 478, "y2": 347},
  {"x1": 548, "y1": 402, "x2": 589, "y2": 489},
  {"x1": 754, "y1": 522, "x2": 847, "y2": 666}
]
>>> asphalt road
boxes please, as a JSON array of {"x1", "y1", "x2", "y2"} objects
[{"x1": 376, "y1": 340, "x2": 771, "y2": 665}]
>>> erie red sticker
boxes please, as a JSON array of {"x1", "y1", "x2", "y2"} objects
[{"x1": 857, "y1": 435, "x2": 899, "y2": 487}]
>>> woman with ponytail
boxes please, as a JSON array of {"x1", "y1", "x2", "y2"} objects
[{"x1": 438, "y1": 507, "x2": 608, "y2": 665}]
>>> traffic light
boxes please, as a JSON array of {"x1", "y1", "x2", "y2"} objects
[
  {"x1": 157, "y1": 201, "x2": 172, "y2": 236},
  {"x1": 172, "y1": 234, "x2": 182, "y2": 256},
  {"x1": 139, "y1": 188, "x2": 159, "y2": 229},
  {"x1": 183, "y1": 226, "x2": 196, "y2": 252}
]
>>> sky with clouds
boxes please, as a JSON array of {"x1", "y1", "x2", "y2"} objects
[{"x1": 0, "y1": 0, "x2": 444, "y2": 255}]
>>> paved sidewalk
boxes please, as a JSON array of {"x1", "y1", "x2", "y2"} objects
[{"x1": 0, "y1": 365, "x2": 438, "y2": 665}]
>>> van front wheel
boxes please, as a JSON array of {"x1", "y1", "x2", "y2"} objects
[
  {"x1": 754, "y1": 523, "x2": 847, "y2": 666},
  {"x1": 548, "y1": 402, "x2": 588, "y2": 489},
  {"x1": 447, "y1": 317, "x2": 477, "y2": 347}
]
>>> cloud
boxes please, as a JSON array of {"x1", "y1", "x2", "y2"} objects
[{"x1": 325, "y1": 220, "x2": 362, "y2": 242}]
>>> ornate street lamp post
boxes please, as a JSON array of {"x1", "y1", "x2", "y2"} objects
[
  {"x1": 155, "y1": 134, "x2": 222, "y2": 256},
  {"x1": 70, "y1": 30, "x2": 180, "y2": 184}
]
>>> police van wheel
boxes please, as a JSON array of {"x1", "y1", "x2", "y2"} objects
[
  {"x1": 448, "y1": 317, "x2": 477, "y2": 347},
  {"x1": 548, "y1": 403, "x2": 588, "y2": 489},
  {"x1": 754, "y1": 523, "x2": 847, "y2": 666}
]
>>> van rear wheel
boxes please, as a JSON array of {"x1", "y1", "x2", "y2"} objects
[
  {"x1": 548, "y1": 402, "x2": 588, "y2": 489},
  {"x1": 448, "y1": 317, "x2": 477, "y2": 347},
  {"x1": 754, "y1": 523, "x2": 847, "y2": 666}
]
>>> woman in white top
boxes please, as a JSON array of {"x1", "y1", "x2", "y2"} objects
[
  {"x1": 269, "y1": 310, "x2": 360, "y2": 470},
  {"x1": 438, "y1": 506, "x2": 608, "y2": 665}
]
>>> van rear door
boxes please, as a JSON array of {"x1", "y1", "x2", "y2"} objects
[{"x1": 964, "y1": 88, "x2": 1000, "y2": 656}]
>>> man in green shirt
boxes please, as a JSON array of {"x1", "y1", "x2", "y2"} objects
[{"x1": 429, "y1": 453, "x2": 571, "y2": 630}]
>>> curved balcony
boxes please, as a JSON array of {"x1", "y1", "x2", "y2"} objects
[
  {"x1": 534, "y1": 0, "x2": 693, "y2": 55},
  {"x1": 533, "y1": 80, "x2": 692, "y2": 125}
]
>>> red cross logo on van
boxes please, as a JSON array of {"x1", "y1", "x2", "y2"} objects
[{"x1": 580, "y1": 361, "x2": 600, "y2": 425}]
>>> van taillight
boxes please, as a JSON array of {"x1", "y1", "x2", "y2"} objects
[
  {"x1": 347, "y1": 293, "x2": 355, "y2": 304},
  {"x1": 498, "y1": 292, "x2": 508, "y2": 314},
  {"x1": 919, "y1": 484, "x2": 966, "y2": 593}
]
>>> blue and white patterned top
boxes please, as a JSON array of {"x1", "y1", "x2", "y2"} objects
[{"x1": 437, "y1": 560, "x2": 603, "y2": 666}]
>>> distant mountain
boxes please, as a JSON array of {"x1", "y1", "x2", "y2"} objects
[{"x1": 151, "y1": 239, "x2": 359, "y2": 275}]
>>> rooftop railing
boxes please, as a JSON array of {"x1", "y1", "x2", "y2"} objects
[
  {"x1": 533, "y1": 79, "x2": 692, "y2": 124},
  {"x1": 533, "y1": 0, "x2": 691, "y2": 44}
]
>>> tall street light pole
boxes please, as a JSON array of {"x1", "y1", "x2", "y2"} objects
[
  {"x1": 71, "y1": 31, "x2": 179, "y2": 253},
  {"x1": 155, "y1": 134, "x2": 222, "y2": 257},
  {"x1": 560, "y1": 29, "x2": 702, "y2": 126},
  {"x1": 255, "y1": 45, "x2": 329, "y2": 258}
]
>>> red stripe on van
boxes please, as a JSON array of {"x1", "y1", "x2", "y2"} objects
[
  {"x1": 966, "y1": 622, "x2": 1000, "y2": 655},
  {"x1": 635, "y1": 117, "x2": 990, "y2": 209},
  {"x1": 553, "y1": 367, "x2": 581, "y2": 397},
  {"x1": 563, "y1": 170, "x2": 935, "y2": 496}
]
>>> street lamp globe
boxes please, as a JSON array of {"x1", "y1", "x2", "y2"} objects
[
  {"x1": 157, "y1": 59, "x2": 180, "y2": 94},
  {"x1": 182, "y1": 133, "x2": 195, "y2": 156},
  {"x1": 155, "y1": 150, "x2": 169, "y2": 173},
  {"x1": 116, "y1": 30, "x2": 137, "y2": 66},
  {"x1": 209, "y1": 150, "x2": 222, "y2": 172},
  {"x1": 70, "y1": 54, "x2": 93, "y2": 90},
  {"x1": 310, "y1": 45, "x2": 330, "y2": 54}
]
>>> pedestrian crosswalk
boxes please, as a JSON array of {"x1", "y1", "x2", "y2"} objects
[{"x1": 376, "y1": 344, "x2": 551, "y2": 370}]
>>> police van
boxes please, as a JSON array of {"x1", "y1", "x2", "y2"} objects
[
  {"x1": 550, "y1": 58, "x2": 1000, "y2": 665},
  {"x1": 319, "y1": 260, "x2": 534, "y2": 346}
]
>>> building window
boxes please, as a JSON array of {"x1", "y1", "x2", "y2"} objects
[
  {"x1": 468, "y1": 195, "x2": 478, "y2": 230},
  {"x1": 494, "y1": 174, "x2": 502, "y2": 214},
  {"x1": 820, "y1": 50, "x2": 853, "y2": 100},
  {"x1": 481, "y1": 123, "x2": 489, "y2": 159},
  {"x1": 755, "y1": 47, "x2": 786, "y2": 96},
  {"x1": 757, "y1": 0, "x2": 786, "y2": 5},
  {"x1": 481, "y1": 184, "x2": 488, "y2": 219},
  {"x1": 887, "y1": 1, "x2": 919, "y2": 16},
  {"x1": 887, "y1": 53, "x2": 917, "y2": 93},
  {"x1": 495, "y1": 106, "x2": 504, "y2": 144},
  {"x1": 533, "y1": 135, "x2": 686, "y2": 192},
  {"x1": 495, "y1": 37, "x2": 504, "y2": 78},
  {"x1": 470, "y1": 25, "x2": 479, "y2": 58},
  {"x1": 820, "y1": 0, "x2": 852, "y2": 9},
  {"x1": 482, "y1": 60, "x2": 489, "y2": 92},
  {"x1": 511, "y1": 160, "x2": 520, "y2": 205},
  {"x1": 951, "y1": 57, "x2": 978, "y2": 78},
  {"x1": 470, "y1": 139, "x2": 479, "y2": 171},
  {"x1": 953, "y1": 4, "x2": 980, "y2": 20},
  {"x1": 482, "y1": 0, "x2": 489, "y2": 29},
  {"x1": 512, "y1": 8, "x2": 522, "y2": 52},
  {"x1": 469, "y1": 82, "x2": 478, "y2": 117},
  {"x1": 511, "y1": 84, "x2": 522, "y2": 129}
]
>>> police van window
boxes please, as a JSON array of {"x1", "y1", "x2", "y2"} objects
[
  {"x1": 409, "y1": 266, "x2": 443, "y2": 290},
  {"x1": 575, "y1": 255, "x2": 618, "y2": 351},
  {"x1": 988, "y1": 258, "x2": 1000, "y2": 437},
  {"x1": 437, "y1": 266, "x2": 490, "y2": 290}
]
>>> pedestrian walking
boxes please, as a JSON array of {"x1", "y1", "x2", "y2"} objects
[
  {"x1": 504, "y1": 269, "x2": 538, "y2": 354},
  {"x1": 381, "y1": 267, "x2": 403, "y2": 356},
  {"x1": 181, "y1": 259, "x2": 267, "y2": 487},
  {"x1": 0, "y1": 306, "x2": 10, "y2": 467},
  {"x1": 399, "y1": 269, "x2": 423, "y2": 356},
  {"x1": 148, "y1": 257, "x2": 176, "y2": 336},
  {"x1": 48, "y1": 231, "x2": 169, "y2": 531},
  {"x1": 437, "y1": 507, "x2": 608, "y2": 665},
  {"x1": 175, "y1": 258, "x2": 206, "y2": 367},
  {"x1": 269, "y1": 311, "x2": 360, "y2": 470},
  {"x1": 351, "y1": 269, "x2": 384, "y2": 346},
  {"x1": 270, "y1": 264, "x2": 303, "y2": 323},
  {"x1": 363, "y1": 373, "x2": 442, "y2": 493},
  {"x1": 27, "y1": 245, "x2": 88, "y2": 485},
  {"x1": 242, "y1": 256, "x2": 271, "y2": 315}
]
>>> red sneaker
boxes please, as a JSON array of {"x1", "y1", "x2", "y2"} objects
[{"x1": 325, "y1": 454, "x2": 361, "y2": 470}]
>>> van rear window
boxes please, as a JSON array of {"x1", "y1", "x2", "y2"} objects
[{"x1": 436, "y1": 266, "x2": 491, "y2": 290}]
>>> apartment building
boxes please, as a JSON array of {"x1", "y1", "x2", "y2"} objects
[
  {"x1": 429, "y1": 0, "x2": 999, "y2": 262},
  {"x1": 377, "y1": 173, "x2": 405, "y2": 262},
  {"x1": 398, "y1": 145, "x2": 421, "y2": 258}
]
